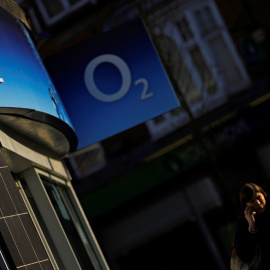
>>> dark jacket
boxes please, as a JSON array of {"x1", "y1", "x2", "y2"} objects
[{"x1": 234, "y1": 197, "x2": 270, "y2": 269}]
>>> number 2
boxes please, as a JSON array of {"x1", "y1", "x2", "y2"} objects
[{"x1": 135, "y1": 78, "x2": 154, "y2": 100}]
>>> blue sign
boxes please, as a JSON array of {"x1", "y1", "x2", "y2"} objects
[
  {"x1": 0, "y1": 8, "x2": 72, "y2": 127},
  {"x1": 0, "y1": 7, "x2": 77, "y2": 155},
  {"x1": 45, "y1": 19, "x2": 180, "y2": 149}
]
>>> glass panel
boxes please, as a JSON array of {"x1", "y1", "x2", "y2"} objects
[
  {"x1": 156, "y1": 35, "x2": 201, "y2": 106},
  {"x1": 176, "y1": 16, "x2": 193, "y2": 42},
  {"x1": 195, "y1": 6, "x2": 217, "y2": 35},
  {"x1": 20, "y1": 179, "x2": 65, "y2": 270},
  {"x1": 42, "y1": 178, "x2": 94, "y2": 270},
  {"x1": 57, "y1": 186, "x2": 93, "y2": 254},
  {"x1": 190, "y1": 46, "x2": 218, "y2": 95},
  {"x1": 209, "y1": 36, "x2": 243, "y2": 86}
]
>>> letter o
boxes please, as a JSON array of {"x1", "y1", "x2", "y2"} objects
[{"x1": 84, "y1": 54, "x2": 132, "y2": 102}]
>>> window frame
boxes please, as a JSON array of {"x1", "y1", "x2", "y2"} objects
[
  {"x1": 146, "y1": 0, "x2": 251, "y2": 140},
  {"x1": 187, "y1": 1, "x2": 250, "y2": 93},
  {"x1": 17, "y1": 167, "x2": 109, "y2": 270},
  {"x1": 16, "y1": 179, "x2": 60, "y2": 270},
  {"x1": 34, "y1": 0, "x2": 97, "y2": 26}
]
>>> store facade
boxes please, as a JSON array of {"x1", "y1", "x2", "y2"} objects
[{"x1": 0, "y1": 1, "x2": 108, "y2": 269}]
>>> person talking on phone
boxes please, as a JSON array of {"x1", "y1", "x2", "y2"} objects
[{"x1": 234, "y1": 183, "x2": 270, "y2": 269}]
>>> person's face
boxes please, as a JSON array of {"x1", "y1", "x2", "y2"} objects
[{"x1": 246, "y1": 192, "x2": 266, "y2": 213}]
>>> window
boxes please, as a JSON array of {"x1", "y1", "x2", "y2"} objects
[
  {"x1": 194, "y1": 5, "x2": 217, "y2": 35},
  {"x1": 189, "y1": 2, "x2": 250, "y2": 93},
  {"x1": 146, "y1": 0, "x2": 251, "y2": 140},
  {"x1": 20, "y1": 178, "x2": 65, "y2": 270},
  {"x1": 208, "y1": 35, "x2": 243, "y2": 87},
  {"x1": 41, "y1": 177, "x2": 94, "y2": 270},
  {"x1": 176, "y1": 16, "x2": 193, "y2": 42},
  {"x1": 189, "y1": 45, "x2": 218, "y2": 95},
  {"x1": 17, "y1": 168, "x2": 108, "y2": 270},
  {"x1": 34, "y1": 0, "x2": 97, "y2": 26}
]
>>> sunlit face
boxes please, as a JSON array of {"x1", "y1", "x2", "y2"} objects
[{"x1": 246, "y1": 192, "x2": 266, "y2": 213}]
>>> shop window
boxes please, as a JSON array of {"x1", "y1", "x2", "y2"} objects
[
  {"x1": 17, "y1": 168, "x2": 107, "y2": 270},
  {"x1": 20, "y1": 178, "x2": 65, "y2": 270},
  {"x1": 41, "y1": 176, "x2": 94, "y2": 270}
]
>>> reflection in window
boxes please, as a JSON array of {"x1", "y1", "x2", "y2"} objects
[
  {"x1": 190, "y1": 46, "x2": 218, "y2": 95},
  {"x1": 21, "y1": 179, "x2": 65, "y2": 269},
  {"x1": 156, "y1": 35, "x2": 201, "y2": 106},
  {"x1": 41, "y1": 178, "x2": 95, "y2": 270},
  {"x1": 209, "y1": 36, "x2": 243, "y2": 86}
]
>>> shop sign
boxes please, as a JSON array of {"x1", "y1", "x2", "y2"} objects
[{"x1": 45, "y1": 19, "x2": 180, "y2": 149}]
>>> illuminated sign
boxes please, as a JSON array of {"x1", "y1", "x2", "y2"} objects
[
  {"x1": 45, "y1": 19, "x2": 180, "y2": 150},
  {"x1": 0, "y1": 7, "x2": 77, "y2": 156}
]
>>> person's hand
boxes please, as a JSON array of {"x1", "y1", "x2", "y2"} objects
[{"x1": 244, "y1": 206, "x2": 256, "y2": 230}]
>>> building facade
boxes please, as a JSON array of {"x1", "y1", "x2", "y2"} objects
[
  {"x1": 11, "y1": 0, "x2": 270, "y2": 269},
  {"x1": 0, "y1": 1, "x2": 109, "y2": 269}
]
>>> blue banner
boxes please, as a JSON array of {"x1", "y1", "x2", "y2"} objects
[
  {"x1": 45, "y1": 19, "x2": 180, "y2": 149},
  {"x1": 0, "y1": 8, "x2": 72, "y2": 127}
]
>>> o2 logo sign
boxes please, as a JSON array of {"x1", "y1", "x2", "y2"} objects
[{"x1": 84, "y1": 54, "x2": 154, "y2": 102}]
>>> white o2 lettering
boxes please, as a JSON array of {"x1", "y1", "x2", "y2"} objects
[
  {"x1": 84, "y1": 54, "x2": 154, "y2": 102},
  {"x1": 84, "y1": 54, "x2": 131, "y2": 102},
  {"x1": 135, "y1": 78, "x2": 154, "y2": 100}
]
